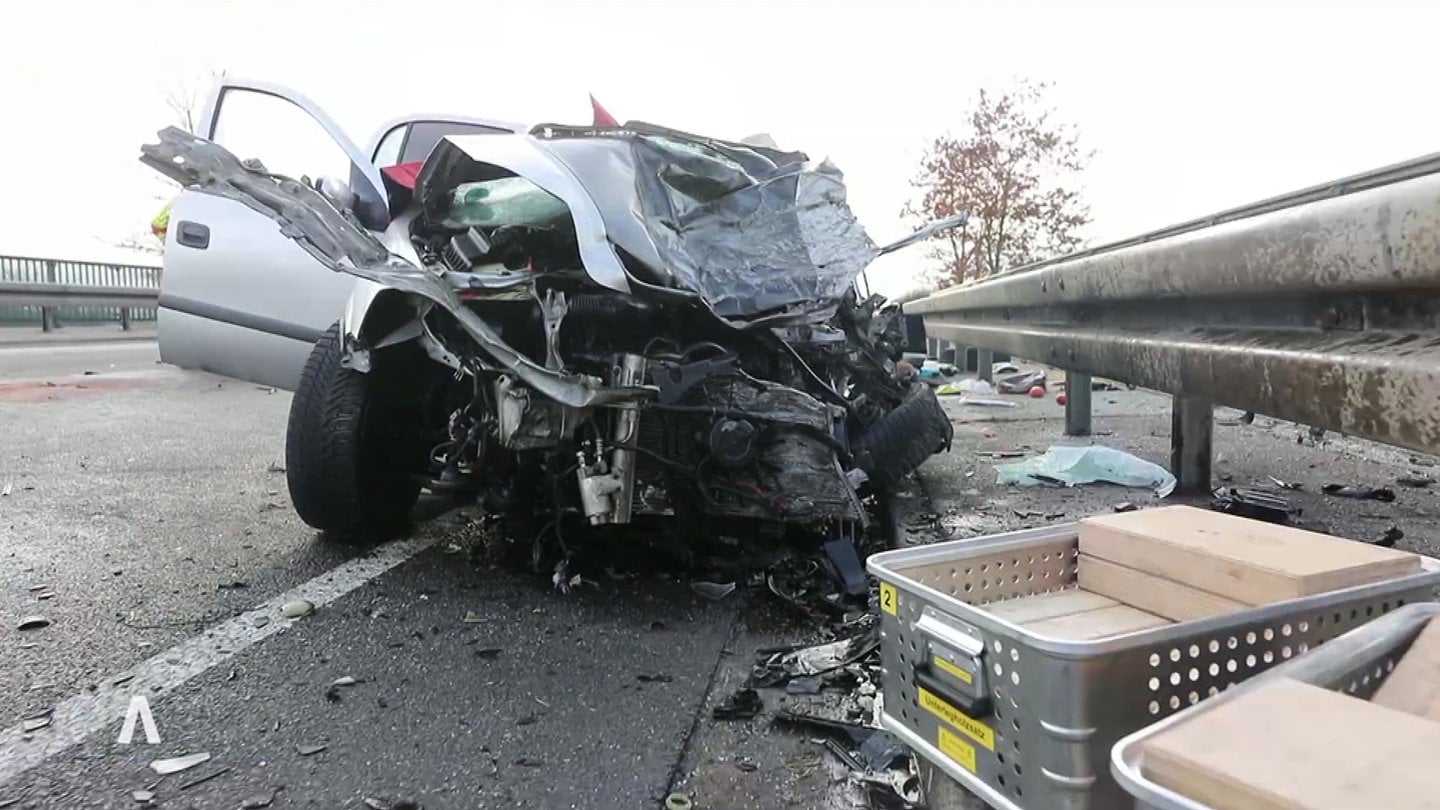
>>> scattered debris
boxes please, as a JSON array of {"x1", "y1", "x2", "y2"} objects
[
  {"x1": 21, "y1": 710, "x2": 52, "y2": 732},
  {"x1": 474, "y1": 647, "x2": 502, "y2": 659},
  {"x1": 462, "y1": 611, "x2": 483, "y2": 624},
  {"x1": 1321, "y1": 484, "x2": 1396, "y2": 502},
  {"x1": 936, "y1": 378, "x2": 994, "y2": 396},
  {"x1": 997, "y1": 445, "x2": 1177, "y2": 496},
  {"x1": 150, "y1": 752, "x2": 211, "y2": 775},
  {"x1": 637, "y1": 673, "x2": 674, "y2": 684},
  {"x1": 957, "y1": 396, "x2": 1018, "y2": 409},
  {"x1": 1113, "y1": 502, "x2": 1137, "y2": 513},
  {"x1": 325, "y1": 676, "x2": 359, "y2": 702},
  {"x1": 1378, "y1": 526, "x2": 1405, "y2": 548},
  {"x1": 998, "y1": 370, "x2": 1046, "y2": 394},
  {"x1": 241, "y1": 791, "x2": 275, "y2": 809},
  {"x1": 664, "y1": 794, "x2": 694, "y2": 810},
  {"x1": 1268, "y1": 476, "x2": 1303, "y2": 491},
  {"x1": 691, "y1": 581, "x2": 736, "y2": 601},
  {"x1": 513, "y1": 757, "x2": 544, "y2": 768},
  {"x1": 734, "y1": 756, "x2": 758, "y2": 772},
  {"x1": 131, "y1": 790, "x2": 155, "y2": 804},
  {"x1": 1, "y1": 482, "x2": 11, "y2": 497},
  {"x1": 17, "y1": 615, "x2": 50, "y2": 631},
  {"x1": 266, "y1": 462, "x2": 286, "y2": 473},
  {"x1": 713, "y1": 688, "x2": 764, "y2": 720},
  {"x1": 975, "y1": 450, "x2": 1026, "y2": 459},
  {"x1": 178, "y1": 764, "x2": 233, "y2": 790},
  {"x1": 1397, "y1": 474, "x2": 1434, "y2": 489},
  {"x1": 296, "y1": 744, "x2": 327, "y2": 756},
  {"x1": 1212, "y1": 488, "x2": 1295, "y2": 524},
  {"x1": 280, "y1": 599, "x2": 314, "y2": 619}
]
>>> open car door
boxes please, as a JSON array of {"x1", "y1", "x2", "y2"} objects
[{"x1": 156, "y1": 79, "x2": 391, "y2": 391}]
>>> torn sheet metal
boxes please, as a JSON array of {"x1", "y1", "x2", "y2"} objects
[
  {"x1": 531, "y1": 123, "x2": 881, "y2": 319},
  {"x1": 141, "y1": 128, "x2": 651, "y2": 409}
]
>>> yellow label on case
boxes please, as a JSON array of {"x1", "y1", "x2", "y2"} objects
[
  {"x1": 879, "y1": 581, "x2": 899, "y2": 616},
  {"x1": 934, "y1": 655, "x2": 974, "y2": 685},
  {"x1": 938, "y1": 727, "x2": 977, "y2": 772},
  {"x1": 920, "y1": 687, "x2": 995, "y2": 750}
]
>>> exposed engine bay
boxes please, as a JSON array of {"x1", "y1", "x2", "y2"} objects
[{"x1": 142, "y1": 121, "x2": 955, "y2": 581}]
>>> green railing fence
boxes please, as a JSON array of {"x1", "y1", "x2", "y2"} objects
[{"x1": 0, "y1": 254, "x2": 162, "y2": 327}]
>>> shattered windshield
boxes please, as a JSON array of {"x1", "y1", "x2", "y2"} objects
[{"x1": 539, "y1": 127, "x2": 881, "y2": 319}]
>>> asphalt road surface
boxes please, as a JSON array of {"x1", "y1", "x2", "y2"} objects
[
  {"x1": 5, "y1": 343, "x2": 1439, "y2": 809},
  {"x1": 0, "y1": 343, "x2": 857, "y2": 810}
]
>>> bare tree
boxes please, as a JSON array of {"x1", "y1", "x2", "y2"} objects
[
  {"x1": 904, "y1": 80, "x2": 1091, "y2": 285},
  {"x1": 165, "y1": 69, "x2": 227, "y2": 134}
]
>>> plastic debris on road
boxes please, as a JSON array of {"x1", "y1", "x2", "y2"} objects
[
  {"x1": 997, "y1": 370, "x2": 1046, "y2": 394},
  {"x1": 997, "y1": 445, "x2": 1177, "y2": 496},
  {"x1": 935, "y1": 378, "x2": 993, "y2": 396},
  {"x1": 956, "y1": 396, "x2": 1017, "y2": 408},
  {"x1": 149, "y1": 752, "x2": 211, "y2": 775}
]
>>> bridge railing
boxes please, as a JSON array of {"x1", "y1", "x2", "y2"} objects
[{"x1": 0, "y1": 254, "x2": 162, "y2": 331}]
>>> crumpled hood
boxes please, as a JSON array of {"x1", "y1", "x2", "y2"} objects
[{"x1": 421, "y1": 123, "x2": 881, "y2": 319}]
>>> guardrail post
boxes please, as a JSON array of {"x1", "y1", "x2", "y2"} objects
[
  {"x1": 977, "y1": 349, "x2": 994, "y2": 382},
  {"x1": 1065, "y1": 372, "x2": 1092, "y2": 436},
  {"x1": 1171, "y1": 396, "x2": 1213, "y2": 494},
  {"x1": 120, "y1": 307, "x2": 132, "y2": 331},
  {"x1": 42, "y1": 259, "x2": 57, "y2": 332}
]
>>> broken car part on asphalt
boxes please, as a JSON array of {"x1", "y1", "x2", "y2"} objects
[
  {"x1": 141, "y1": 123, "x2": 958, "y2": 579},
  {"x1": 996, "y1": 445, "x2": 1178, "y2": 495}
]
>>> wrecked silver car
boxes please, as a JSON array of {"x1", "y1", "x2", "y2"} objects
[{"x1": 142, "y1": 114, "x2": 953, "y2": 561}]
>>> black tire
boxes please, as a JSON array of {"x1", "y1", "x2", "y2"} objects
[
  {"x1": 856, "y1": 382, "x2": 954, "y2": 489},
  {"x1": 285, "y1": 323, "x2": 422, "y2": 541}
]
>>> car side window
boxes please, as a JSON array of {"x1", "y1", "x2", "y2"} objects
[
  {"x1": 209, "y1": 89, "x2": 353, "y2": 184},
  {"x1": 400, "y1": 121, "x2": 512, "y2": 164},
  {"x1": 372, "y1": 125, "x2": 407, "y2": 168}
]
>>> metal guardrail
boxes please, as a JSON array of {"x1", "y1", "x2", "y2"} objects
[
  {"x1": 906, "y1": 151, "x2": 1440, "y2": 492},
  {"x1": 0, "y1": 254, "x2": 161, "y2": 331}
]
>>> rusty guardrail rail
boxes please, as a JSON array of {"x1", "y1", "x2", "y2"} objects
[
  {"x1": 0, "y1": 255, "x2": 161, "y2": 331},
  {"x1": 906, "y1": 151, "x2": 1440, "y2": 493}
]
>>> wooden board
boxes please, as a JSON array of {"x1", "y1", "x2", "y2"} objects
[
  {"x1": 1024, "y1": 604, "x2": 1170, "y2": 641},
  {"x1": 1372, "y1": 617, "x2": 1440, "y2": 721},
  {"x1": 1080, "y1": 505, "x2": 1420, "y2": 605},
  {"x1": 1141, "y1": 678, "x2": 1440, "y2": 810},
  {"x1": 1077, "y1": 555, "x2": 1247, "y2": 622},
  {"x1": 983, "y1": 589, "x2": 1119, "y2": 624}
]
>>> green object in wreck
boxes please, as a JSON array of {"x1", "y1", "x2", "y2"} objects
[{"x1": 441, "y1": 177, "x2": 569, "y2": 229}]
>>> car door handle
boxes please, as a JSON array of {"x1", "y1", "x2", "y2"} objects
[{"x1": 176, "y1": 221, "x2": 210, "y2": 250}]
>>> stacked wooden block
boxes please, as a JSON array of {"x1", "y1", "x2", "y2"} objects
[
  {"x1": 986, "y1": 505, "x2": 1420, "y2": 641},
  {"x1": 988, "y1": 504, "x2": 1438, "y2": 809},
  {"x1": 1138, "y1": 621, "x2": 1440, "y2": 809}
]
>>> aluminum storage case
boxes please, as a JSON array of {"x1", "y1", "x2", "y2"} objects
[
  {"x1": 866, "y1": 524, "x2": 1440, "y2": 810},
  {"x1": 1112, "y1": 601, "x2": 1440, "y2": 810}
]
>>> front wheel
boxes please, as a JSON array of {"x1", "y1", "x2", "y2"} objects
[{"x1": 285, "y1": 323, "x2": 422, "y2": 542}]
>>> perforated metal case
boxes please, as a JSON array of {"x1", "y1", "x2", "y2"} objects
[
  {"x1": 1112, "y1": 601, "x2": 1440, "y2": 810},
  {"x1": 867, "y1": 525, "x2": 1440, "y2": 810}
]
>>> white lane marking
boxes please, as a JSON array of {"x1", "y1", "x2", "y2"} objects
[{"x1": 0, "y1": 535, "x2": 437, "y2": 788}]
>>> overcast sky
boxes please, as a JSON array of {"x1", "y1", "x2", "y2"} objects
[{"x1": 4, "y1": 0, "x2": 1438, "y2": 294}]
